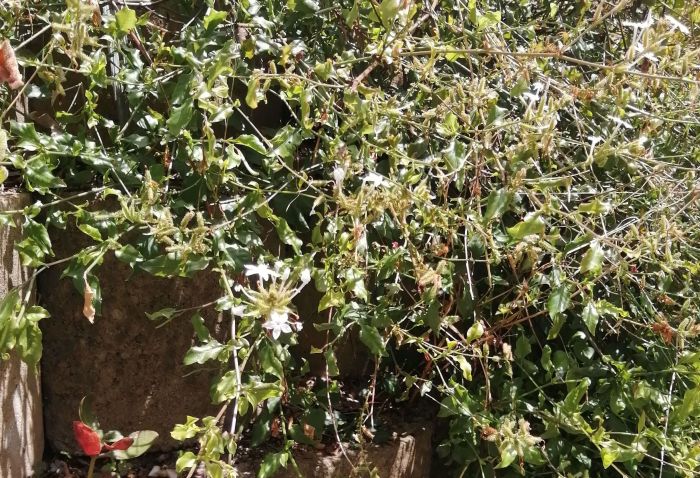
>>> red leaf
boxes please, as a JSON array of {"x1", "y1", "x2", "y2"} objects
[
  {"x1": 72, "y1": 421, "x2": 102, "y2": 456},
  {"x1": 102, "y1": 437, "x2": 133, "y2": 452}
]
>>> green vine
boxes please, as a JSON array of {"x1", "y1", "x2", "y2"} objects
[{"x1": 1, "y1": 0, "x2": 700, "y2": 476}]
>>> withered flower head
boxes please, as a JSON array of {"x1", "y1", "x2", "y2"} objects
[{"x1": 0, "y1": 40, "x2": 23, "y2": 90}]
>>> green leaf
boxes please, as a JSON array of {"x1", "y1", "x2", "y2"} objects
[
  {"x1": 21, "y1": 156, "x2": 65, "y2": 192},
  {"x1": 300, "y1": 88, "x2": 313, "y2": 130},
  {"x1": 577, "y1": 199, "x2": 612, "y2": 215},
  {"x1": 110, "y1": 431, "x2": 159, "y2": 459},
  {"x1": 547, "y1": 285, "x2": 570, "y2": 339},
  {"x1": 171, "y1": 416, "x2": 201, "y2": 441},
  {"x1": 515, "y1": 334, "x2": 531, "y2": 358},
  {"x1": 115, "y1": 7, "x2": 137, "y2": 33},
  {"x1": 139, "y1": 253, "x2": 209, "y2": 278},
  {"x1": 234, "y1": 134, "x2": 267, "y2": 154},
  {"x1": 325, "y1": 349, "x2": 340, "y2": 377},
  {"x1": 442, "y1": 139, "x2": 467, "y2": 173},
  {"x1": 510, "y1": 76, "x2": 529, "y2": 96},
  {"x1": 359, "y1": 324, "x2": 386, "y2": 356},
  {"x1": 190, "y1": 313, "x2": 209, "y2": 341},
  {"x1": 455, "y1": 355, "x2": 472, "y2": 381},
  {"x1": 483, "y1": 188, "x2": 510, "y2": 223},
  {"x1": 318, "y1": 289, "x2": 345, "y2": 311},
  {"x1": 270, "y1": 125, "x2": 304, "y2": 160},
  {"x1": 582, "y1": 300, "x2": 599, "y2": 335},
  {"x1": 601, "y1": 443, "x2": 620, "y2": 469},
  {"x1": 346, "y1": 0, "x2": 360, "y2": 25},
  {"x1": 246, "y1": 77, "x2": 260, "y2": 109},
  {"x1": 175, "y1": 451, "x2": 197, "y2": 473},
  {"x1": 610, "y1": 387, "x2": 626, "y2": 415},
  {"x1": 290, "y1": 0, "x2": 320, "y2": 13},
  {"x1": 16, "y1": 219, "x2": 52, "y2": 266},
  {"x1": 274, "y1": 217, "x2": 303, "y2": 254},
  {"x1": 16, "y1": 324, "x2": 42, "y2": 365},
  {"x1": 314, "y1": 60, "x2": 333, "y2": 81},
  {"x1": 183, "y1": 340, "x2": 226, "y2": 365},
  {"x1": 580, "y1": 242, "x2": 604, "y2": 275},
  {"x1": 675, "y1": 385, "x2": 700, "y2": 421},
  {"x1": 487, "y1": 104, "x2": 506, "y2": 126},
  {"x1": 251, "y1": 408, "x2": 273, "y2": 446},
  {"x1": 0, "y1": 166, "x2": 7, "y2": 184},
  {"x1": 523, "y1": 445, "x2": 546, "y2": 465},
  {"x1": 596, "y1": 300, "x2": 628, "y2": 318},
  {"x1": 0, "y1": 289, "x2": 19, "y2": 352},
  {"x1": 466, "y1": 321, "x2": 484, "y2": 344},
  {"x1": 207, "y1": 462, "x2": 223, "y2": 478},
  {"x1": 78, "y1": 224, "x2": 102, "y2": 242},
  {"x1": 258, "y1": 451, "x2": 289, "y2": 478},
  {"x1": 345, "y1": 267, "x2": 368, "y2": 301},
  {"x1": 259, "y1": 343, "x2": 284, "y2": 378},
  {"x1": 167, "y1": 100, "x2": 194, "y2": 136},
  {"x1": 145, "y1": 307, "x2": 179, "y2": 322},
  {"x1": 245, "y1": 382, "x2": 282, "y2": 407},
  {"x1": 212, "y1": 370, "x2": 238, "y2": 403},
  {"x1": 495, "y1": 442, "x2": 518, "y2": 469},
  {"x1": 114, "y1": 245, "x2": 142, "y2": 265},
  {"x1": 203, "y1": 9, "x2": 227, "y2": 30},
  {"x1": 78, "y1": 396, "x2": 100, "y2": 431},
  {"x1": 541, "y1": 345, "x2": 553, "y2": 372},
  {"x1": 507, "y1": 214, "x2": 546, "y2": 239},
  {"x1": 378, "y1": 0, "x2": 401, "y2": 24},
  {"x1": 547, "y1": 285, "x2": 571, "y2": 320},
  {"x1": 419, "y1": 299, "x2": 441, "y2": 334},
  {"x1": 563, "y1": 377, "x2": 590, "y2": 412}
]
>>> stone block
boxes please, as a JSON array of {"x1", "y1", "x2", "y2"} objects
[
  {"x1": 39, "y1": 223, "x2": 224, "y2": 453},
  {"x1": 0, "y1": 193, "x2": 44, "y2": 477},
  {"x1": 235, "y1": 422, "x2": 433, "y2": 478}
]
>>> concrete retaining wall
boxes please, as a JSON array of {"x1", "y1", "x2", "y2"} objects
[{"x1": 0, "y1": 193, "x2": 44, "y2": 477}]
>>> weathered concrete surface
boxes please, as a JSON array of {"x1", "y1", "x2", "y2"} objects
[
  {"x1": 236, "y1": 422, "x2": 433, "y2": 478},
  {"x1": 0, "y1": 193, "x2": 44, "y2": 477},
  {"x1": 39, "y1": 222, "x2": 225, "y2": 453},
  {"x1": 39, "y1": 206, "x2": 369, "y2": 455}
]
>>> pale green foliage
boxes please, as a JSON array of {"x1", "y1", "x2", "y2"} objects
[{"x1": 2, "y1": 0, "x2": 700, "y2": 476}]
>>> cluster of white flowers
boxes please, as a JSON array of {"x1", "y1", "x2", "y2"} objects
[{"x1": 238, "y1": 260, "x2": 312, "y2": 340}]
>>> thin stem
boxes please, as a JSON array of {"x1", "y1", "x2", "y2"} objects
[
  {"x1": 397, "y1": 48, "x2": 700, "y2": 85},
  {"x1": 1, "y1": 187, "x2": 109, "y2": 215},
  {"x1": 658, "y1": 351, "x2": 679, "y2": 478},
  {"x1": 16, "y1": 24, "x2": 52, "y2": 51},
  {"x1": 86, "y1": 456, "x2": 97, "y2": 478}
]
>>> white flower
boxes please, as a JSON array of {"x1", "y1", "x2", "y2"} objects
[
  {"x1": 230, "y1": 305, "x2": 247, "y2": 316},
  {"x1": 263, "y1": 310, "x2": 292, "y2": 339},
  {"x1": 273, "y1": 261, "x2": 291, "y2": 281},
  {"x1": 333, "y1": 167, "x2": 346, "y2": 185},
  {"x1": 244, "y1": 263, "x2": 279, "y2": 282},
  {"x1": 363, "y1": 172, "x2": 386, "y2": 186},
  {"x1": 665, "y1": 14, "x2": 689, "y2": 35},
  {"x1": 300, "y1": 268, "x2": 311, "y2": 285}
]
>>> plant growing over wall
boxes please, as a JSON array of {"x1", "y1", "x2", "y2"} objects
[{"x1": 1, "y1": 0, "x2": 700, "y2": 476}]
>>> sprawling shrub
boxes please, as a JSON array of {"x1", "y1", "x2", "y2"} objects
[{"x1": 2, "y1": 1, "x2": 700, "y2": 476}]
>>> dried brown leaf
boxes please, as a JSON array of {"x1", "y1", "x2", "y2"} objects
[
  {"x1": 0, "y1": 39, "x2": 23, "y2": 90},
  {"x1": 82, "y1": 279, "x2": 95, "y2": 323},
  {"x1": 303, "y1": 423, "x2": 315, "y2": 440}
]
